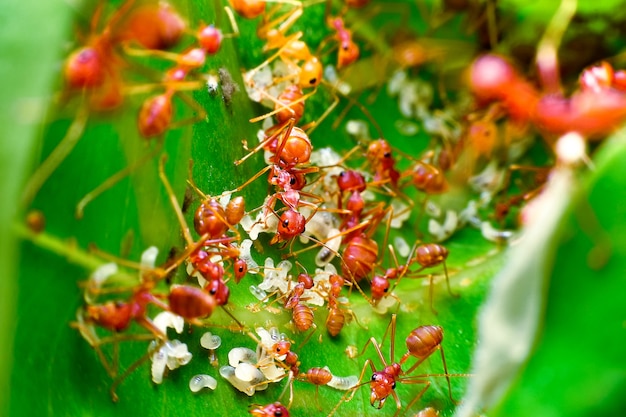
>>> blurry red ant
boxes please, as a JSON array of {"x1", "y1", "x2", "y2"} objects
[
  {"x1": 70, "y1": 12, "x2": 241, "y2": 216},
  {"x1": 329, "y1": 16, "x2": 360, "y2": 69},
  {"x1": 119, "y1": 1, "x2": 186, "y2": 50},
  {"x1": 330, "y1": 314, "x2": 462, "y2": 417},
  {"x1": 21, "y1": 0, "x2": 140, "y2": 208},
  {"x1": 470, "y1": 1, "x2": 626, "y2": 140},
  {"x1": 63, "y1": 0, "x2": 139, "y2": 109},
  {"x1": 249, "y1": 401, "x2": 290, "y2": 417}
]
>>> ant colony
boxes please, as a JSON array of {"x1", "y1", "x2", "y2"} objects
[{"x1": 21, "y1": 0, "x2": 624, "y2": 416}]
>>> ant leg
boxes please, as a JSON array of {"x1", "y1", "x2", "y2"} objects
[
  {"x1": 321, "y1": 81, "x2": 385, "y2": 139},
  {"x1": 305, "y1": 90, "x2": 338, "y2": 135},
  {"x1": 110, "y1": 339, "x2": 165, "y2": 402},
  {"x1": 536, "y1": 0, "x2": 577, "y2": 94},
  {"x1": 233, "y1": 121, "x2": 294, "y2": 166},
  {"x1": 249, "y1": 88, "x2": 317, "y2": 123},
  {"x1": 21, "y1": 105, "x2": 89, "y2": 209},
  {"x1": 158, "y1": 154, "x2": 194, "y2": 245},
  {"x1": 75, "y1": 145, "x2": 162, "y2": 219},
  {"x1": 442, "y1": 261, "x2": 458, "y2": 298},
  {"x1": 122, "y1": 80, "x2": 205, "y2": 97},
  {"x1": 167, "y1": 91, "x2": 208, "y2": 130},
  {"x1": 258, "y1": 4, "x2": 303, "y2": 42},
  {"x1": 121, "y1": 42, "x2": 197, "y2": 63},
  {"x1": 397, "y1": 379, "x2": 431, "y2": 416},
  {"x1": 244, "y1": 32, "x2": 304, "y2": 84}
]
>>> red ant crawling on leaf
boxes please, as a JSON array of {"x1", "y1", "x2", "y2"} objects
[{"x1": 329, "y1": 314, "x2": 468, "y2": 417}]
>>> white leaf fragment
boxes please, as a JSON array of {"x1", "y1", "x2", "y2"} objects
[{"x1": 455, "y1": 166, "x2": 575, "y2": 417}]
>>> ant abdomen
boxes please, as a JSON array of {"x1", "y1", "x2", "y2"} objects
[{"x1": 405, "y1": 325, "x2": 443, "y2": 358}]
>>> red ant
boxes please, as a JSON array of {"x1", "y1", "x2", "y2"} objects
[
  {"x1": 22, "y1": 0, "x2": 140, "y2": 208},
  {"x1": 331, "y1": 314, "x2": 460, "y2": 417},
  {"x1": 326, "y1": 273, "x2": 355, "y2": 337},
  {"x1": 328, "y1": 16, "x2": 360, "y2": 69},
  {"x1": 119, "y1": 1, "x2": 186, "y2": 50},
  {"x1": 392, "y1": 242, "x2": 458, "y2": 315},
  {"x1": 63, "y1": 0, "x2": 139, "y2": 110},
  {"x1": 469, "y1": 1, "x2": 626, "y2": 140},
  {"x1": 249, "y1": 401, "x2": 290, "y2": 417}
]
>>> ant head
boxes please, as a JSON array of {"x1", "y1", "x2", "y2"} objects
[
  {"x1": 231, "y1": 0, "x2": 266, "y2": 19},
  {"x1": 65, "y1": 47, "x2": 105, "y2": 89},
  {"x1": 233, "y1": 258, "x2": 248, "y2": 283},
  {"x1": 198, "y1": 24, "x2": 223, "y2": 54},
  {"x1": 277, "y1": 209, "x2": 306, "y2": 240},
  {"x1": 337, "y1": 40, "x2": 360, "y2": 68},
  {"x1": 205, "y1": 279, "x2": 230, "y2": 306},
  {"x1": 337, "y1": 170, "x2": 366, "y2": 192},
  {"x1": 370, "y1": 372, "x2": 394, "y2": 408},
  {"x1": 297, "y1": 273, "x2": 314, "y2": 289},
  {"x1": 273, "y1": 340, "x2": 291, "y2": 356},
  {"x1": 299, "y1": 57, "x2": 322, "y2": 88},
  {"x1": 370, "y1": 275, "x2": 390, "y2": 301}
]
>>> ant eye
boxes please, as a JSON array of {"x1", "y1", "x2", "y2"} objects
[
  {"x1": 282, "y1": 219, "x2": 289, "y2": 227},
  {"x1": 384, "y1": 152, "x2": 391, "y2": 158},
  {"x1": 371, "y1": 374, "x2": 377, "y2": 381},
  {"x1": 210, "y1": 288, "x2": 217, "y2": 295},
  {"x1": 274, "y1": 412, "x2": 282, "y2": 417},
  {"x1": 309, "y1": 77, "x2": 317, "y2": 85},
  {"x1": 290, "y1": 177, "x2": 296, "y2": 185},
  {"x1": 391, "y1": 382, "x2": 396, "y2": 389},
  {"x1": 384, "y1": 287, "x2": 388, "y2": 292}
]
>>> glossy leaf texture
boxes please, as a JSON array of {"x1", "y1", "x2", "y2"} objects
[{"x1": 6, "y1": 1, "x2": 626, "y2": 417}]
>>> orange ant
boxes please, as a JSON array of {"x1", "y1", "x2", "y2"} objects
[
  {"x1": 244, "y1": 3, "x2": 324, "y2": 91},
  {"x1": 332, "y1": 314, "x2": 460, "y2": 417}
]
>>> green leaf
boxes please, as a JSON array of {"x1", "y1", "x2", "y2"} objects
[{"x1": 0, "y1": 0, "x2": 73, "y2": 414}]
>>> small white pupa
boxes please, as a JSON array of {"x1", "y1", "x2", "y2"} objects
[
  {"x1": 228, "y1": 347, "x2": 257, "y2": 367},
  {"x1": 189, "y1": 374, "x2": 217, "y2": 392},
  {"x1": 153, "y1": 312, "x2": 185, "y2": 335},
  {"x1": 200, "y1": 332, "x2": 222, "y2": 350}
]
